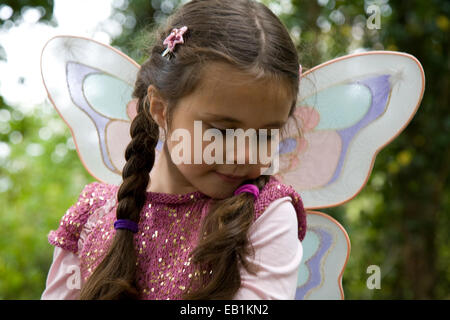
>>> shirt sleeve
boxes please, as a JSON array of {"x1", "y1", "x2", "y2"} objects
[
  {"x1": 41, "y1": 247, "x2": 81, "y2": 300},
  {"x1": 233, "y1": 196, "x2": 303, "y2": 300},
  {"x1": 42, "y1": 187, "x2": 117, "y2": 300},
  {"x1": 47, "y1": 182, "x2": 110, "y2": 254}
]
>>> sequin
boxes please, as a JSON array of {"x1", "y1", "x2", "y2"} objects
[{"x1": 47, "y1": 176, "x2": 306, "y2": 300}]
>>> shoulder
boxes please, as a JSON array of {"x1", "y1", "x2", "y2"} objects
[
  {"x1": 235, "y1": 195, "x2": 303, "y2": 299},
  {"x1": 65, "y1": 181, "x2": 118, "y2": 220},
  {"x1": 254, "y1": 175, "x2": 307, "y2": 241},
  {"x1": 251, "y1": 196, "x2": 298, "y2": 240},
  {"x1": 47, "y1": 182, "x2": 118, "y2": 254}
]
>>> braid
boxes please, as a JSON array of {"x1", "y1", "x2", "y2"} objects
[
  {"x1": 79, "y1": 95, "x2": 159, "y2": 299},
  {"x1": 117, "y1": 99, "x2": 158, "y2": 223},
  {"x1": 182, "y1": 174, "x2": 271, "y2": 299}
]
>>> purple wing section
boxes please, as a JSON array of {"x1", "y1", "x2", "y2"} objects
[
  {"x1": 278, "y1": 137, "x2": 297, "y2": 154},
  {"x1": 295, "y1": 227, "x2": 333, "y2": 300},
  {"x1": 326, "y1": 75, "x2": 391, "y2": 185},
  {"x1": 156, "y1": 140, "x2": 163, "y2": 151},
  {"x1": 66, "y1": 61, "x2": 116, "y2": 172}
]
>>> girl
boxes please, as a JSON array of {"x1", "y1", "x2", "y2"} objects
[{"x1": 41, "y1": 0, "x2": 307, "y2": 300}]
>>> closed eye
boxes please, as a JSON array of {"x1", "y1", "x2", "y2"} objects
[
  {"x1": 207, "y1": 124, "x2": 229, "y2": 135},
  {"x1": 210, "y1": 125, "x2": 273, "y2": 140}
]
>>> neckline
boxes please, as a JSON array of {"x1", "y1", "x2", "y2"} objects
[
  {"x1": 108, "y1": 175, "x2": 279, "y2": 205},
  {"x1": 109, "y1": 184, "x2": 210, "y2": 204},
  {"x1": 145, "y1": 188, "x2": 210, "y2": 204}
]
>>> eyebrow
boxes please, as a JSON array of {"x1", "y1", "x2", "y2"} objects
[{"x1": 203, "y1": 113, "x2": 287, "y2": 127}]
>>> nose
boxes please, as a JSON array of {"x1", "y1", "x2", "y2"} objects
[
  {"x1": 224, "y1": 130, "x2": 278, "y2": 174},
  {"x1": 224, "y1": 131, "x2": 257, "y2": 164}
]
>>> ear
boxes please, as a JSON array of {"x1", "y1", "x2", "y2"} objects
[{"x1": 147, "y1": 85, "x2": 168, "y2": 131}]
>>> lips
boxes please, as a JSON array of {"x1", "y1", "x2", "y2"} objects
[{"x1": 214, "y1": 171, "x2": 245, "y2": 182}]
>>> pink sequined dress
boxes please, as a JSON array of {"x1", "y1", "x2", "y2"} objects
[{"x1": 42, "y1": 175, "x2": 306, "y2": 300}]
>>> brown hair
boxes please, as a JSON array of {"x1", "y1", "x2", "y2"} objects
[{"x1": 79, "y1": 0, "x2": 302, "y2": 300}]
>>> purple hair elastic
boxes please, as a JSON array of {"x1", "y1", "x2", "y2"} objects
[
  {"x1": 114, "y1": 219, "x2": 139, "y2": 233},
  {"x1": 234, "y1": 184, "x2": 260, "y2": 198}
]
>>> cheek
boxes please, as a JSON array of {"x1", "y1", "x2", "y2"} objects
[
  {"x1": 164, "y1": 108, "x2": 220, "y2": 177},
  {"x1": 166, "y1": 120, "x2": 219, "y2": 167},
  {"x1": 166, "y1": 133, "x2": 217, "y2": 179}
]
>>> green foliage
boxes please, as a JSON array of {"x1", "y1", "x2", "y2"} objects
[
  {"x1": 0, "y1": 1, "x2": 54, "y2": 61},
  {"x1": 1, "y1": 0, "x2": 54, "y2": 24},
  {"x1": 110, "y1": 0, "x2": 158, "y2": 63},
  {"x1": 0, "y1": 98, "x2": 94, "y2": 299}
]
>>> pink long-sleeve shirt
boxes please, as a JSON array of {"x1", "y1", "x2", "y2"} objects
[{"x1": 42, "y1": 177, "x2": 306, "y2": 300}]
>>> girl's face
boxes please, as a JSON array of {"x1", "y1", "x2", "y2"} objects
[{"x1": 149, "y1": 62, "x2": 293, "y2": 199}]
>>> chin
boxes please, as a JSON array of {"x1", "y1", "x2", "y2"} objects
[
  {"x1": 198, "y1": 177, "x2": 234, "y2": 200},
  {"x1": 201, "y1": 188, "x2": 230, "y2": 200},
  {"x1": 190, "y1": 172, "x2": 239, "y2": 199}
]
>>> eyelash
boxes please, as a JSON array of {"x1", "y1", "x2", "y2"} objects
[
  {"x1": 214, "y1": 127, "x2": 227, "y2": 135},
  {"x1": 210, "y1": 126, "x2": 273, "y2": 139}
]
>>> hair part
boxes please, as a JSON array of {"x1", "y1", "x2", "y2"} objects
[{"x1": 80, "y1": 0, "x2": 302, "y2": 300}]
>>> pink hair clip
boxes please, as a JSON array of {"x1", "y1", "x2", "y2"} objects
[{"x1": 162, "y1": 26, "x2": 188, "y2": 58}]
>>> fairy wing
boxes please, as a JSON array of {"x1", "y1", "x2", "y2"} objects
[
  {"x1": 275, "y1": 51, "x2": 425, "y2": 209},
  {"x1": 295, "y1": 211, "x2": 350, "y2": 300},
  {"x1": 40, "y1": 35, "x2": 164, "y2": 185}
]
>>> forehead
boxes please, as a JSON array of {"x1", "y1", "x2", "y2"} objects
[{"x1": 181, "y1": 62, "x2": 293, "y2": 126}]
